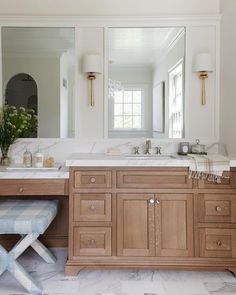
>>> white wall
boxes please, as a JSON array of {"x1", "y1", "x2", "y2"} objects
[
  {"x1": 220, "y1": 0, "x2": 236, "y2": 156},
  {"x1": 0, "y1": 0, "x2": 220, "y2": 15},
  {"x1": 76, "y1": 28, "x2": 104, "y2": 139},
  {"x1": 153, "y1": 34, "x2": 185, "y2": 139},
  {"x1": 185, "y1": 25, "x2": 218, "y2": 141},
  {"x1": 60, "y1": 50, "x2": 75, "y2": 138}
]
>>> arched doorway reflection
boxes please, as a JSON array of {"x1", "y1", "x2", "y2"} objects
[{"x1": 5, "y1": 73, "x2": 38, "y2": 137}]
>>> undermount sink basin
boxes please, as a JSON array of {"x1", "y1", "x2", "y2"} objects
[{"x1": 125, "y1": 154, "x2": 176, "y2": 160}]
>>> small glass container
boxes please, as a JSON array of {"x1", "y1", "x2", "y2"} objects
[
  {"x1": 34, "y1": 151, "x2": 44, "y2": 168},
  {"x1": 191, "y1": 139, "x2": 206, "y2": 154}
]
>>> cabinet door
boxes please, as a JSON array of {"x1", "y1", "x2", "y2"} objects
[
  {"x1": 117, "y1": 193, "x2": 155, "y2": 256},
  {"x1": 155, "y1": 194, "x2": 194, "y2": 257}
]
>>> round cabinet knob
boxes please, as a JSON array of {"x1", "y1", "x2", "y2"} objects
[
  {"x1": 215, "y1": 206, "x2": 222, "y2": 212},
  {"x1": 90, "y1": 239, "x2": 96, "y2": 247},
  {"x1": 216, "y1": 240, "x2": 222, "y2": 247},
  {"x1": 149, "y1": 199, "x2": 155, "y2": 204},
  {"x1": 90, "y1": 177, "x2": 96, "y2": 183},
  {"x1": 90, "y1": 205, "x2": 95, "y2": 211},
  {"x1": 156, "y1": 200, "x2": 160, "y2": 204},
  {"x1": 18, "y1": 187, "x2": 24, "y2": 193}
]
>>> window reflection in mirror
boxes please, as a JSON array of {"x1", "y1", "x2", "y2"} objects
[
  {"x1": 108, "y1": 27, "x2": 185, "y2": 139},
  {"x1": 2, "y1": 27, "x2": 75, "y2": 138}
]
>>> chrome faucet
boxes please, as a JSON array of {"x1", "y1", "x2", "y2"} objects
[{"x1": 145, "y1": 139, "x2": 151, "y2": 154}]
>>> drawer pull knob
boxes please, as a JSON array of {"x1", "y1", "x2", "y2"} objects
[
  {"x1": 90, "y1": 205, "x2": 95, "y2": 211},
  {"x1": 156, "y1": 200, "x2": 160, "y2": 204},
  {"x1": 216, "y1": 240, "x2": 222, "y2": 247},
  {"x1": 18, "y1": 187, "x2": 24, "y2": 193},
  {"x1": 149, "y1": 199, "x2": 155, "y2": 204},
  {"x1": 215, "y1": 206, "x2": 222, "y2": 212},
  {"x1": 90, "y1": 239, "x2": 96, "y2": 246},
  {"x1": 90, "y1": 177, "x2": 96, "y2": 183}
]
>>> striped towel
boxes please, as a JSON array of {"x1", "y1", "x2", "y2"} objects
[{"x1": 188, "y1": 154, "x2": 230, "y2": 183}]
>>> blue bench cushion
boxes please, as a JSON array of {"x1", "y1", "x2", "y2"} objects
[{"x1": 0, "y1": 200, "x2": 58, "y2": 234}]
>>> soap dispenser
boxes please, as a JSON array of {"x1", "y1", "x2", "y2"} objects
[{"x1": 23, "y1": 149, "x2": 32, "y2": 168}]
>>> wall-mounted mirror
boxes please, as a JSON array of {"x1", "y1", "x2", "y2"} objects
[
  {"x1": 1, "y1": 27, "x2": 75, "y2": 138},
  {"x1": 108, "y1": 27, "x2": 185, "y2": 139}
]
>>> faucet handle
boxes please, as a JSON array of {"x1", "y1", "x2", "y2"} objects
[
  {"x1": 155, "y1": 146, "x2": 162, "y2": 155},
  {"x1": 133, "y1": 146, "x2": 140, "y2": 155}
]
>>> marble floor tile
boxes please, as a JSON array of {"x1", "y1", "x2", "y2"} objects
[{"x1": 0, "y1": 248, "x2": 235, "y2": 295}]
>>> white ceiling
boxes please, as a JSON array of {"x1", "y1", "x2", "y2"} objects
[
  {"x1": 2, "y1": 27, "x2": 74, "y2": 56},
  {"x1": 109, "y1": 27, "x2": 185, "y2": 68}
]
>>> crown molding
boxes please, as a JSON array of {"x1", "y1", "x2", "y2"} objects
[{"x1": 0, "y1": 14, "x2": 221, "y2": 27}]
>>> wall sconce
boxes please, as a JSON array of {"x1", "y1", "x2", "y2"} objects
[
  {"x1": 82, "y1": 54, "x2": 102, "y2": 107},
  {"x1": 193, "y1": 53, "x2": 213, "y2": 105}
]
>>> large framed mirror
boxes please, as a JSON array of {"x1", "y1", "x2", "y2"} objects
[
  {"x1": 107, "y1": 27, "x2": 185, "y2": 139},
  {"x1": 1, "y1": 27, "x2": 75, "y2": 138}
]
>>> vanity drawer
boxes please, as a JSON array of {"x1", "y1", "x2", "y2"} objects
[
  {"x1": 199, "y1": 228, "x2": 236, "y2": 258},
  {"x1": 198, "y1": 172, "x2": 236, "y2": 189},
  {"x1": 117, "y1": 170, "x2": 192, "y2": 189},
  {"x1": 73, "y1": 170, "x2": 112, "y2": 189},
  {"x1": 0, "y1": 179, "x2": 68, "y2": 196},
  {"x1": 198, "y1": 194, "x2": 236, "y2": 223},
  {"x1": 73, "y1": 227, "x2": 111, "y2": 256},
  {"x1": 73, "y1": 193, "x2": 111, "y2": 222}
]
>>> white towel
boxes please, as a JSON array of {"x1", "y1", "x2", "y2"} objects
[{"x1": 188, "y1": 154, "x2": 230, "y2": 183}]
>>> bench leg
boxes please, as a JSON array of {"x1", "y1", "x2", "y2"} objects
[
  {"x1": 31, "y1": 239, "x2": 56, "y2": 263},
  {"x1": 11, "y1": 234, "x2": 40, "y2": 259},
  {"x1": 19, "y1": 234, "x2": 56, "y2": 263},
  {"x1": 1, "y1": 244, "x2": 42, "y2": 294},
  {"x1": 0, "y1": 245, "x2": 8, "y2": 276},
  {"x1": 8, "y1": 258, "x2": 42, "y2": 294}
]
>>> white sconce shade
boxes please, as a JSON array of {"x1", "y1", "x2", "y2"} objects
[
  {"x1": 193, "y1": 53, "x2": 213, "y2": 72},
  {"x1": 82, "y1": 54, "x2": 102, "y2": 107},
  {"x1": 192, "y1": 53, "x2": 214, "y2": 106},
  {"x1": 82, "y1": 54, "x2": 102, "y2": 74}
]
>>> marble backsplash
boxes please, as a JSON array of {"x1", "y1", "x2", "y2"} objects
[{"x1": 6, "y1": 138, "x2": 226, "y2": 165}]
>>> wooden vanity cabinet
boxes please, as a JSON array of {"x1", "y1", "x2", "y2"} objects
[
  {"x1": 117, "y1": 193, "x2": 193, "y2": 257},
  {"x1": 66, "y1": 167, "x2": 236, "y2": 277}
]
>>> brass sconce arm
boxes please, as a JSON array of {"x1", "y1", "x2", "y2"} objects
[
  {"x1": 87, "y1": 73, "x2": 96, "y2": 107},
  {"x1": 199, "y1": 71, "x2": 208, "y2": 106},
  {"x1": 193, "y1": 53, "x2": 213, "y2": 106}
]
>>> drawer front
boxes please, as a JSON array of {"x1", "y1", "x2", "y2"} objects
[
  {"x1": 0, "y1": 179, "x2": 67, "y2": 196},
  {"x1": 73, "y1": 193, "x2": 111, "y2": 222},
  {"x1": 117, "y1": 170, "x2": 192, "y2": 189},
  {"x1": 198, "y1": 194, "x2": 236, "y2": 223},
  {"x1": 199, "y1": 228, "x2": 236, "y2": 258},
  {"x1": 73, "y1": 227, "x2": 111, "y2": 256},
  {"x1": 198, "y1": 172, "x2": 236, "y2": 189},
  {"x1": 74, "y1": 171, "x2": 112, "y2": 189}
]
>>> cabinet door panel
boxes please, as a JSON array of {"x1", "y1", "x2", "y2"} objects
[
  {"x1": 117, "y1": 193, "x2": 155, "y2": 257},
  {"x1": 155, "y1": 194, "x2": 194, "y2": 257}
]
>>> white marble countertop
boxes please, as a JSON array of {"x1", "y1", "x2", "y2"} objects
[
  {"x1": 0, "y1": 165, "x2": 69, "y2": 179},
  {"x1": 66, "y1": 153, "x2": 236, "y2": 168},
  {"x1": 0, "y1": 154, "x2": 235, "y2": 179},
  {"x1": 66, "y1": 153, "x2": 191, "y2": 167}
]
